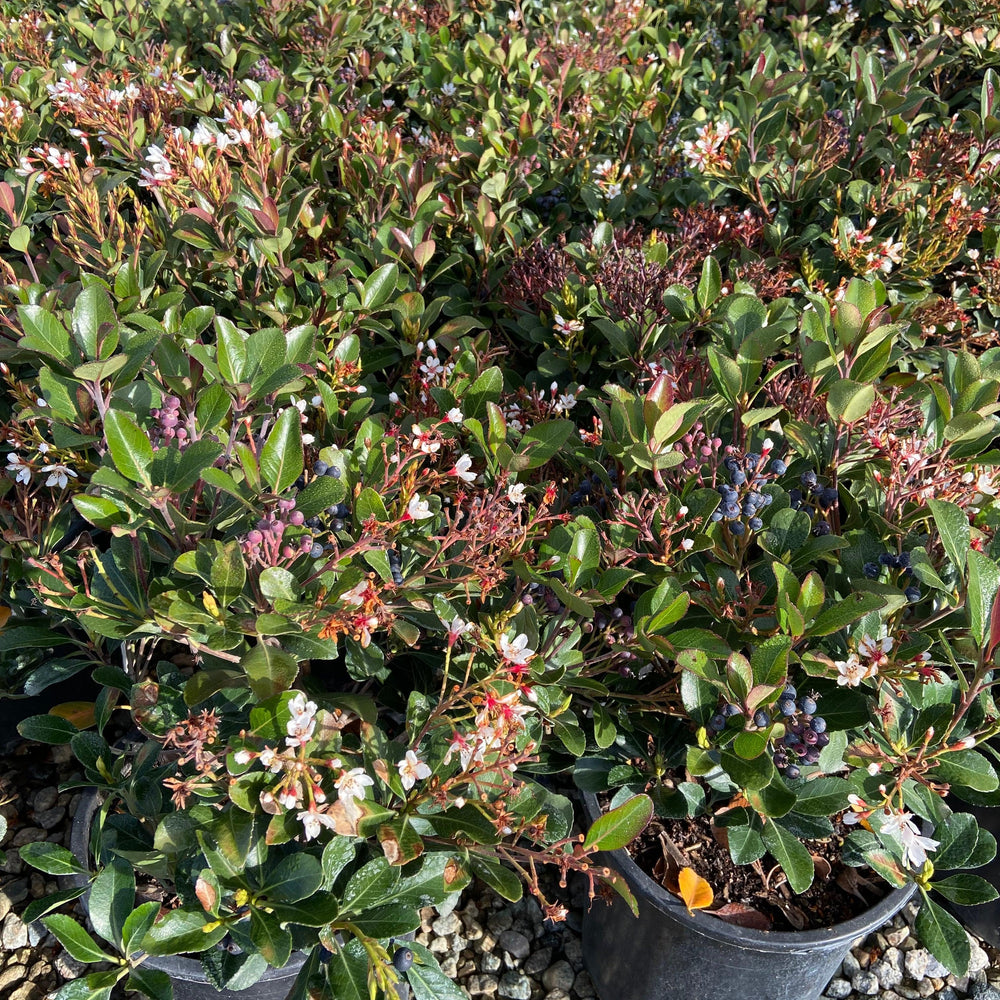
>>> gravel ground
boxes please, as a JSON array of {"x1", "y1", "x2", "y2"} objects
[{"x1": 0, "y1": 738, "x2": 996, "y2": 1000}]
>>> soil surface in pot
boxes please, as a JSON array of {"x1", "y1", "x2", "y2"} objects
[{"x1": 624, "y1": 810, "x2": 890, "y2": 932}]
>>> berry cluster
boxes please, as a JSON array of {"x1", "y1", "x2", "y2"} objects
[
  {"x1": 532, "y1": 187, "x2": 564, "y2": 217},
  {"x1": 863, "y1": 551, "x2": 921, "y2": 603},
  {"x1": 709, "y1": 451, "x2": 781, "y2": 535},
  {"x1": 150, "y1": 395, "x2": 191, "y2": 451},
  {"x1": 771, "y1": 686, "x2": 829, "y2": 778},
  {"x1": 788, "y1": 470, "x2": 839, "y2": 535},
  {"x1": 243, "y1": 498, "x2": 313, "y2": 567}
]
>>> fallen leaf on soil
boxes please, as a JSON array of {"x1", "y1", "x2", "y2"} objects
[
  {"x1": 707, "y1": 902, "x2": 773, "y2": 930},
  {"x1": 678, "y1": 866, "x2": 714, "y2": 915}
]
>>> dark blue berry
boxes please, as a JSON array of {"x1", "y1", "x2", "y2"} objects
[
  {"x1": 779, "y1": 698, "x2": 796, "y2": 716},
  {"x1": 730, "y1": 521, "x2": 746, "y2": 536},
  {"x1": 878, "y1": 553, "x2": 894, "y2": 566},
  {"x1": 723, "y1": 502, "x2": 740, "y2": 519},
  {"x1": 753, "y1": 710, "x2": 770, "y2": 728},
  {"x1": 863, "y1": 562, "x2": 880, "y2": 579},
  {"x1": 819, "y1": 487, "x2": 839, "y2": 506},
  {"x1": 811, "y1": 716, "x2": 827, "y2": 734},
  {"x1": 723, "y1": 457, "x2": 740, "y2": 471},
  {"x1": 894, "y1": 551, "x2": 911, "y2": 569},
  {"x1": 327, "y1": 466, "x2": 342, "y2": 478},
  {"x1": 799, "y1": 696, "x2": 817, "y2": 715},
  {"x1": 313, "y1": 460, "x2": 329, "y2": 475},
  {"x1": 782, "y1": 686, "x2": 797, "y2": 700},
  {"x1": 393, "y1": 948, "x2": 414, "y2": 972},
  {"x1": 905, "y1": 586, "x2": 921, "y2": 604},
  {"x1": 730, "y1": 469, "x2": 747, "y2": 486},
  {"x1": 789, "y1": 488, "x2": 802, "y2": 507},
  {"x1": 785, "y1": 765, "x2": 801, "y2": 780},
  {"x1": 773, "y1": 751, "x2": 788, "y2": 768},
  {"x1": 310, "y1": 543, "x2": 324, "y2": 559},
  {"x1": 709, "y1": 714, "x2": 726, "y2": 732},
  {"x1": 710, "y1": 510, "x2": 724, "y2": 522},
  {"x1": 770, "y1": 459, "x2": 787, "y2": 474},
  {"x1": 746, "y1": 453, "x2": 761, "y2": 467},
  {"x1": 748, "y1": 517, "x2": 763, "y2": 531},
  {"x1": 723, "y1": 703, "x2": 742, "y2": 717},
  {"x1": 816, "y1": 732, "x2": 830, "y2": 748},
  {"x1": 800, "y1": 470, "x2": 817, "y2": 487},
  {"x1": 331, "y1": 519, "x2": 345, "y2": 531},
  {"x1": 761, "y1": 492, "x2": 774, "y2": 506},
  {"x1": 803, "y1": 729, "x2": 819, "y2": 745},
  {"x1": 814, "y1": 521, "x2": 831, "y2": 536},
  {"x1": 803, "y1": 748, "x2": 820, "y2": 764}
]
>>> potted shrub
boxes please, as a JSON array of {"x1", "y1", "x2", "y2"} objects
[{"x1": 562, "y1": 280, "x2": 1000, "y2": 1000}]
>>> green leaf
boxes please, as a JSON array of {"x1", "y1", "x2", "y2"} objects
[
  {"x1": 932, "y1": 813, "x2": 980, "y2": 870},
  {"x1": 42, "y1": 914, "x2": 114, "y2": 963},
  {"x1": 260, "y1": 407, "x2": 303, "y2": 494},
  {"x1": 17, "y1": 713, "x2": 78, "y2": 744},
  {"x1": 104, "y1": 410, "x2": 153, "y2": 486},
  {"x1": 697, "y1": 255, "x2": 722, "y2": 311},
  {"x1": 967, "y1": 550, "x2": 1000, "y2": 648},
  {"x1": 72, "y1": 285, "x2": 116, "y2": 360},
  {"x1": 405, "y1": 941, "x2": 471, "y2": 1000},
  {"x1": 326, "y1": 938, "x2": 368, "y2": 1000},
  {"x1": 122, "y1": 900, "x2": 161, "y2": 958},
  {"x1": 826, "y1": 379, "x2": 876, "y2": 424},
  {"x1": 210, "y1": 542, "x2": 246, "y2": 607},
  {"x1": 808, "y1": 593, "x2": 886, "y2": 636},
  {"x1": 352, "y1": 903, "x2": 421, "y2": 938},
  {"x1": 17, "y1": 304, "x2": 73, "y2": 362},
  {"x1": 18, "y1": 842, "x2": 88, "y2": 876},
  {"x1": 469, "y1": 855, "x2": 522, "y2": 902},
  {"x1": 355, "y1": 487, "x2": 389, "y2": 523},
  {"x1": 512, "y1": 420, "x2": 576, "y2": 471},
  {"x1": 341, "y1": 857, "x2": 400, "y2": 914},
  {"x1": 241, "y1": 644, "x2": 299, "y2": 700},
  {"x1": 8, "y1": 224, "x2": 30, "y2": 253},
  {"x1": 789, "y1": 777, "x2": 851, "y2": 816},
  {"x1": 762, "y1": 820, "x2": 814, "y2": 893},
  {"x1": 592, "y1": 703, "x2": 617, "y2": 749},
  {"x1": 249, "y1": 910, "x2": 292, "y2": 968},
  {"x1": 142, "y1": 910, "x2": 228, "y2": 956},
  {"x1": 928, "y1": 499, "x2": 970, "y2": 575},
  {"x1": 125, "y1": 965, "x2": 173, "y2": 1000},
  {"x1": 261, "y1": 854, "x2": 323, "y2": 903},
  {"x1": 932, "y1": 873, "x2": 999, "y2": 906},
  {"x1": 259, "y1": 567, "x2": 298, "y2": 602},
  {"x1": 914, "y1": 894, "x2": 971, "y2": 975},
  {"x1": 22, "y1": 886, "x2": 87, "y2": 924},
  {"x1": 583, "y1": 794, "x2": 653, "y2": 851},
  {"x1": 361, "y1": 262, "x2": 399, "y2": 310},
  {"x1": 321, "y1": 837, "x2": 357, "y2": 889},
  {"x1": 88, "y1": 857, "x2": 134, "y2": 949},
  {"x1": 932, "y1": 750, "x2": 998, "y2": 793},
  {"x1": 720, "y1": 750, "x2": 775, "y2": 791}
]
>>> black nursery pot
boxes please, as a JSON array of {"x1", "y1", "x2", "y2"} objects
[
  {"x1": 580, "y1": 791, "x2": 917, "y2": 1000},
  {"x1": 67, "y1": 790, "x2": 419, "y2": 1000}
]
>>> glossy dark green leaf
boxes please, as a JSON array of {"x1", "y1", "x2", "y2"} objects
[
  {"x1": 914, "y1": 895, "x2": 971, "y2": 975},
  {"x1": 583, "y1": 794, "x2": 653, "y2": 851},
  {"x1": 260, "y1": 406, "x2": 303, "y2": 494}
]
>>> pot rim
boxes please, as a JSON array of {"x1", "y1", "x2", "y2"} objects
[
  {"x1": 68, "y1": 787, "x2": 307, "y2": 984},
  {"x1": 581, "y1": 790, "x2": 917, "y2": 949}
]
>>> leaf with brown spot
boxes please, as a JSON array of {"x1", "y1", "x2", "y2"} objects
[
  {"x1": 444, "y1": 859, "x2": 464, "y2": 886},
  {"x1": 677, "y1": 866, "x2": 714, "y2": 915},
  {"x1": 708, "y1": 902, "x2": 773, "y2": 930},
  {"x1": 195, "y1": 877, "x2": 218, "y2": 915}
]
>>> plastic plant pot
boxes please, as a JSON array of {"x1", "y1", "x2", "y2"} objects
[
  {"x1": 579, "y1": 790, "x2": 917, "y2": 1000},
  {"x1": 68, "y1": 789, "x2": 412, "y2": 1000}
]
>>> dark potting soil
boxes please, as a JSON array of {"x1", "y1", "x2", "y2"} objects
[{"x1": 623, "y1": 810, "x2": 889, "y2": 932}]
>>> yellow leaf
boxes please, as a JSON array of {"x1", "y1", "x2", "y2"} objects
[
  {"x1": 49, "y1": 702, "x2": 96, "y2": 729},
  {"x1": 678, "y1": 866, "x2": 714, "y2": 915}
]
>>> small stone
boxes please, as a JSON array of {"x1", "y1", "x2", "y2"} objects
[
  {"x1": 10, "y1": 828, "x2": 46, "y2": 848},
  {"x1": 499, "y1": 930, "x2": 531, "y2": 960},
  {"x1": 915, "y1": 979, "x2": 935, "y2": 998},
  {"x1": 906, "y1": 949, "x2": 931, "y2": 981},
  {"x1": 33, "y1": 787, "x2": 57, "y2": 812},
  {"x1": 562, "y1": 936, "x2": 583, "y2": 971},
  {"x1": 8, "y1": 986, "x2": 42, "y2": 1000},
  {"x1": 841, "y1": 952, "x2": 862, "y2": 978},
  {"x1": 1, "y1": 879, "x2": 28, "y2": 906},
  {"x1": 970, "y1": 983, "x2": 1000, "y2": 1000},
  {"x1": 936, "y1": 989, "x2": 959, "y2": 1000},
  {"x1": 497, "y1": 972, "x2": 531, "y2": 1000},
  {"x1": 432, "y1": 911, "x2": 462, "y2": 936},
  {"x1": 464, "y1": 919, "x2": 484, "y2": 942},
  {"x1": 53, "y1": 951, "x2": 87, "y2": 980},
  {"x1": 429, "y1": 935, "x2": 449, "y2": 954},
  {"x1": 522, "y1": 948, "x2": 551, "y2": 976},
  {"x1": 27, "y1": 921, "x2": 46, "y2": 946},
  {"x1": 969, "y1": 941, "x2": 990, "y2": 975},
  {"x1": 851, "y1": 971, "x2": 879, "y2": 996},
  {"x1": 32, "y1": 806, "x2": 65, "y2": 831},
  {"x1": 481, "y1": 951, "x2": 502, "y2": 973},
  {"x1": 544, "y1": 993, "x2": 570, "y2": 1000},
  {"x1": 488, "y1": 911, "x2": 514, "y2": 934},
  {"x1": 872, "y1": 948, "x2": 904, "y2": 989},
  {"x1": 440, "y1": 955, "x2": 458, "y2": 979},
  {"x1": 823, "y1": 978, "x2": 852, "y2": 999},
  {"x1": 886, "y1": 925, "x2": 910, "y2": 947},
  {"x1": 468, "y1": 975, "x2": 498, "y2": 997},
  {"x1": 572, "y1": 971, "x2": 595, "y2": 998},
  {"x1": 2, "y1": 913, "x2": 28, "y2": 950},
  {"x1": 478, "y1": 931, "x2": 498, "y2": 954},
  {"x1": 0, "y1": 966, "x2": 27, "y2": 992},
  {"x1": 895, "y1": 987, "x2": 920, "y2": 1000},
  {"x1": 542, "y1": 962, "x2": 575, "y2": 993},
  {"x1": 29, "y1": 874, "x2": 45, "y2": 899}
]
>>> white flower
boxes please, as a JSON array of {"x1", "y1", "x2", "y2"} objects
[
  {"x1": 335, "y1": 767, "x2": 374, "y2": 802},
  {"x1": 285, "y1": 692, "x2": 318, "y2": 747},
  {"x1": 259, "y1": 746, "x2": 279, "y2": 770},
  {"x1": 233, "y1": 749, "x2": 252, "y2": 765},
  {"x1": 553, "y1": 313, "x2": 584, "y2": 335},
  {"x1": 263, "y1": 119, "x2": 282, "y2": 140},
  {"x1": 446, "y1": 407, "x2": 463, "y2": 423},
  {"x1": 507, "y1": 482, "x2": 527, "y2": 504},
  {"x1": 554, "y1": 392, "x2": 577, "y2": 413},
  {"x1": 465, "y1": 126, "x2": 476, "y2": 137},
  {"x1": 880, "y1": 810, "x2": 939, "y2": 869},
  {"x1": 407, "y1": 494, "x2": 434, "y2": 520},
  {"x1": 441, "y1": 82, "x2": 457, "y2": 97},
  {"x1": 859, "y1": 630, "x2": 893, "y2": 660},
  {"x1": 63, "y1": 60, "x2": 78, "y2": 75},
  {"x1": 680, "y1": 538, "x2": 695, "y2": 551},
  {"x1": 191, "y1": 122, "x2": 214, "y2": 145},
  {"x1": 341, "y1": 580, "x2": 370, "y2": 606},
  {"x1": 297, "y1": 807, "x2": 337, "y2": 841},
  {"x1": 41, "y1": 464, "x2": 77, "y2": 489},
  {"x1": 447, "y1": 616, "x2": 474, "y2": 641},
  {"x1": 412, "y1": 425, "x2": 440, "y2": 454},
  {"x1": 6, "y1": 453, "x2": 30, "y2": 485},
  {"x1": 397, "y1": 750, "x2": 431, "y2": 790},
  {"x1": 277, "y1": 787, "x2": 302, "y2": 810},
  {"x1": 239, "y1": 99, "x2": 260, "y2": 116},
  {"x1": 498, "y1": 632, "x2": 533, "y2": 666},
  {"x1": 453, "y1": 454, "x2": 476, "y2": 483},
  {"x1": 835, "y1": 652, "x2": 872, "y2": 687}
]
